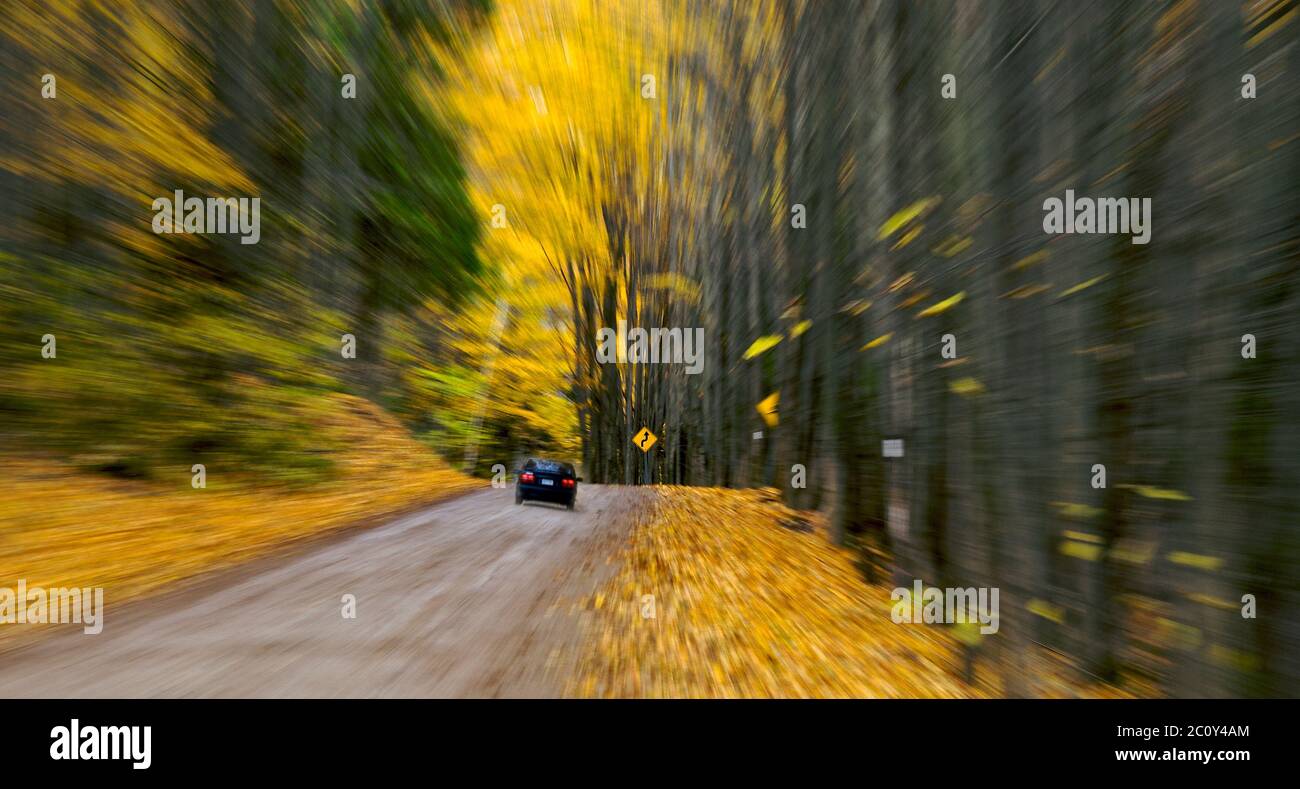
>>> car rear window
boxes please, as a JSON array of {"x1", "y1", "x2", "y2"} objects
[{"x1": 531, "y1": 459, "x2": 572, "y2": 474}]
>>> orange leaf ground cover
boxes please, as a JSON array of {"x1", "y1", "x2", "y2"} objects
[
  {"x1": 573, "y1": 486, "x2": 1135, "y2": 698},
  {"x1": 0, "y1": 394, "x2": 480, "y2": 650}
]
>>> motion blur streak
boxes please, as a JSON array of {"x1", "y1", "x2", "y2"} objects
[{"x1": 0, "y1": 1, "x2": 1296, "y2": 698}]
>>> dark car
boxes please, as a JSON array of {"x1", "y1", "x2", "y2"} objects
[{"x1": 514, "y1": 458, "x2": 580, "y2": 510}]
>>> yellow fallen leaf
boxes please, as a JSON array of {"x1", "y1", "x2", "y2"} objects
[
  {"x1": 877, "y1": 197, "x2": 939, "y2": 240},
  {"x1": 1133, "y1": 485, "x2": 1192, "y2": 501},
  {"x1": 789, "y1": 320, "x2": 811, "y2": 339},
  {"x1": 1168, "y1": 552, "x2": 1222, "y2": 571},
  {"x1": 1000, "y1": 283, "x2": 1051, "y2": 299},
  {"x1": 887, "y1": 272, "x2": 914, "y2": 292},
  {"x1": 1052, "y1": 501, "x2": 1102, "y2": 519},
  {"x1": 1061, "y1": 541, "x2": 1102, "y2": 561},
  {"x1": 932, "y1": 236, "x2": 972, "y2": 257},
  {"x1": 1062, "y1": 530, "x2": 1103, "y2": 544},
  {"x1": 861, "y1": 333, "x2": 892, "y2": 350},
  {"x1": 891, "y1": 224, "x2": 923, "y2": 250},
  {"x1": 899, "y1": 289, "x2": 931, "y2": 309},
  {"x1": 743, "y1": 335, "x2": 783, "y2": 360},
  {"x1": 1058, "y1": 274, "x2": 1107, "y2": 298},
  {"x1": 1028, "y1": 599, "x2": 1065, "y2": 624},
  {"x1": 916, "y1": 291, "x2": 965, "y2": 318},
  {"x1": 1187, "y1": 593, "x2": 1239, "y2": 611},
  {"x1": 949, "y1": 377, "x2": 984, "y2": 396},
  {"x1": 1013, "y1": 250, "x2": 1049, "y2": 270}
]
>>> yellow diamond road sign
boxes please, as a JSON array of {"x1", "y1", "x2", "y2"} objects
[
  {"x1": 633, "y1": 427, "x2": 657, "y2": 453},
  {"x1": 756, "y1": 392, "x2": 779, "y2": 428}
]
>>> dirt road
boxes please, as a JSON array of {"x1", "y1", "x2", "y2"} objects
[{"x1": 0, "y1": 485, "x2": 640, "y2": 698}]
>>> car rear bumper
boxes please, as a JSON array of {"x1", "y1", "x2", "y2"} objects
[{"x1": 517, "y1": 482, "x2": 575, "y2": 503}]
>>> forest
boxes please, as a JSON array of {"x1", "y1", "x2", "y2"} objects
[
  {"x1": 518, "y1": 0, "x2": 1299, "y2": 697},
  {"x1": 1, "y1": 0, "x2": 1297, "y2": 697}
]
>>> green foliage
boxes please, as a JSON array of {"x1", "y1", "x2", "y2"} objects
[{"x1": 360, "y1": 46, "x2": 486, "y2": 312}]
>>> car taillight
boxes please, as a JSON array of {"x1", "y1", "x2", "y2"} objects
[
  {"x1": 521, "y1": 472, "x2": 535, "y2": 483},
  {"x1": 562, "y1": 478, "x2": 575, "y2": 488}
]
